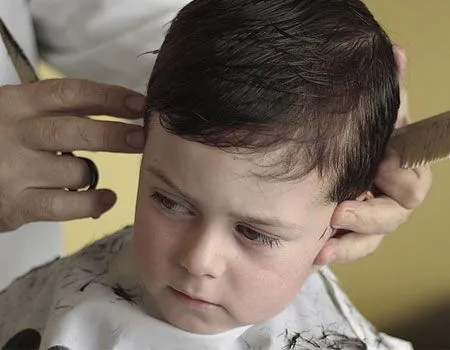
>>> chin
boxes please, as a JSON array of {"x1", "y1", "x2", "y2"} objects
[{"x1": 163, "y1": 310, "x2": 233, "y2": 335}]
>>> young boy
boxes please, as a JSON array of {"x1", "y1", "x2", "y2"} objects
[{"x1": 0, "y1": 0, "x2": 412, "y2": 349}]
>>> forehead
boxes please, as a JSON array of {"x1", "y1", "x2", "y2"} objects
[{"x1": 144, "y1": 119, "x2": 328, "y2": 205}]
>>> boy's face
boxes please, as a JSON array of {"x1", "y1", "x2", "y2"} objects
[{"x1": 133, "y1": 120, "x2": 336, "y2": 334}]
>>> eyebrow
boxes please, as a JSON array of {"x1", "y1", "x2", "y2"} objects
[
  {"x1": 145, "y1": 165, "x2": 194, "y2": 202},
  {"x1": 235, "y1": 213, "x2": 304, "y2": 232},
  {"x1": 145, "y1": 165, "x2": 304, "y2": 232}
]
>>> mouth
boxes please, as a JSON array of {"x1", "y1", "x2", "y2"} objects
[{"x1": 169, "y1": 287, "x2": 221, "y2": 310}]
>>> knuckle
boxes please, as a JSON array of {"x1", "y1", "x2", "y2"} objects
[
  {"x1": 382, "y1": 216, "x2": 400, "y2": 235},
  {"x1": 388, "y1": 208, "x2": 410, "y2": 233},
  {"x1": 0, "y1": 214, "x2": 20, "y2": 232},
  {"x1": 99, "y1": 125, "x2": 114, "y2": 148},
  {"x1": 339, "y1": 251, "x2": 355, "y2": 264},
  {"x1": 339, "y1": 243, "x2": 357, "y2": 263},
  {"x1": 17, "y1": 192, "x2": 43, "y2": 223},
  {"x1": 0, "y1": 142, "x2": 21, "y2": 177},
  {"x1": 73, "y1": 121, "x2": 93, "y2": 148},
  {"x1": 346, "y1": 242, "x2": 370, "y2": 261},
  {"x1": 0, "y1": 189, "x2": 20, "y2": 231},
  {"x1": 67, "y1": 120, "x2": 100, "y2": 151},
  {"x1": 41, "y1": 118, "x2": 62, "y2": 145},
  {"x1": 91, "y1": 84, "x2": 110, "y2": 108},
  {"x1": 353, "y1": 241, "x2": 365, "y2": 258},
  {"x1": 15, "y1": 118, "x2": 32, "y2": 146},
  {"x1": 403, "y1": 189, "x2": 425, "y2": 209},
  {"x1": 399, "y1": 208, "x2": 411, "y2": 225},
  {"x1": 64, "y1": 79, "x2": 109, "y2": 110},
  {"x1": 26, "y1": 192, "x2": 57, "y2": 222},
  {"x1": 78, "y1": 121, "x2": 112, "y2": 150},
  {"x1": 0, "y1": 85, "x2": 28, "y2": 124},
  {"x1": 48, "y1": 79, "x2": 88, "y2": 107},
  {"x1": 0, "y1": 84, "x2": 18, "y2": 106}
]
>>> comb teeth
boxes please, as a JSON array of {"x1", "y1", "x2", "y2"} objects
[{"x1": 388, "y1": 111, "x2": 450, "y2": 169}]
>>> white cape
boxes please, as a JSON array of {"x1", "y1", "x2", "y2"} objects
[{"x1": 0, "y1": 227, "x2": 412, "y2": 350}]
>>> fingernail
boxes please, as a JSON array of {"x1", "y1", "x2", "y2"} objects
[
  {"x1": 126, "y1": 129, "x2": 145, "y2": 149},
  {"x1": 125, "y1": 94, "x2": 146, "y2": 114},
  {"x1": 100, "y1": 191, "x2": 117, "y2": 210}
]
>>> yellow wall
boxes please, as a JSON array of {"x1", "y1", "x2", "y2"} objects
[
  {"x1": 333, "y1": 0, "x2": 450, "y2": 330},
  {"x1": 49, "y1": 0, "x2": 450, "y2": 331}
]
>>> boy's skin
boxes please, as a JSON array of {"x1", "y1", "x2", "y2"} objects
[
  {"x1": 130, "y1": 22, "x2": 428, "y2": 338},
  {"x1": 133, "y1": 119, "x2": 362, "y2": 334}
]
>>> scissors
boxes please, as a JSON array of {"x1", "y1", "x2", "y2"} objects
[{"x1": 0, "y1": 18, "x2": 99, "y2": 191}]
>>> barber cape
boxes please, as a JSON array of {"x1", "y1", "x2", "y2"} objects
[{"x1": 0, "y1": 227, "x2": 412, "y2": 350}]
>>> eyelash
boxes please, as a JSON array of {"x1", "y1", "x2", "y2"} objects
[
  {"x1": 151, "y1": 192, "x2": 192, "y2": 215},
  {"x1": 151, "y1": 192, "x2": 281, "y2": 249},
  {"x1": 235, "y1": 224, "x2": 281, "y2": 248}
]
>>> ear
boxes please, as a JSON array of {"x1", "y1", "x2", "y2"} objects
[
  {"x1": 393, "y1": 45, "x2": 407, "y2": 81},
  {"x1": 313, "y1": 191, "x2": 374, "y2": 266},
  {"x1": 392, "y1": 45, "x2": 411, "y2": 129}
]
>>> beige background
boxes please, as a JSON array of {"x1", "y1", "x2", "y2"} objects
[{"x1": 45, "y1": 0, "x2": 450, "y2": 343}]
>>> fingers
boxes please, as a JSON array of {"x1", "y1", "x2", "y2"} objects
[
  {"x1": 315, "y1": 232, "x2": 384, "y2": 265},
  {"x1": 26, "y1": 153, "x2": 92, "y2": 190},
  {"x1": 0, "y1": 150, "x2": 115, "y2": 232},
  {"x1": 0, "y1": 188, "x2": 117, "y2": 232},
  {"x1": 1, "y1": 79, "x2": 146, "y2": 119},
  {"x1": 16, "y1": 116, "x2": 145, "y2": 153},
  {"x1": 375, "y1": 148, "x2": 432, "y2": 210},
  {"x1": 16, "y1": 189, "x2": 117, "y2": 225},
  {"x1": 331, "y1": 196, "x2": 410, "y2": 236},
  {"x1": 0, "y1": 80, "x2": 139, "y2": 231}
]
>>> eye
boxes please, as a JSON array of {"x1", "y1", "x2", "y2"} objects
[
  {"x1": 151, "y1": 192, "x2": 192, "y2": 215},
  {"x1": 235, "y1": 224, "x2": 281, "y2": 248}
]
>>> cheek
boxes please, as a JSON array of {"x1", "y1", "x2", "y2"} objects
[
  {"x1": 230, "y1": 239, "x2": 322, "y2": 324},
  {"x1": 133, "y1": 196, "x2": 177, "y2": 282}
]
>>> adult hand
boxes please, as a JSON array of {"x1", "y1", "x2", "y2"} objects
[
  {"x1": 0, "y1": 78, "x2": 146, "y2": 232},
  {"x1": 316, "y1": 147, "x2": 432, "y2": 265},
  {"x1": 315, "y1": 46, "x2": 432, "y2": 265}
]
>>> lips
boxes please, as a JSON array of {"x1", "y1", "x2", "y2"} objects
[
  {"x1": 170, "y1": 287, "x2": 220, "y2": 309},
  {"x1": 173, "y1": 287, "x2": 216, "y2": 304}
]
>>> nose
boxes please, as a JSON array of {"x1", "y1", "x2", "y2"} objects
[{"x1": 179, "y1": 225, "x2": 226, "y2": 279}]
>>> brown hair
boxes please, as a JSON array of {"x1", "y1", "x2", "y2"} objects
[{"x1": 145, "y1": 0, "x2": 400, "y2": 202}]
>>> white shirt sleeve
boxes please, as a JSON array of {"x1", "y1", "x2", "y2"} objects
[{"x1": 30, "y1": 0, "x2": 191, "y2": 93}]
